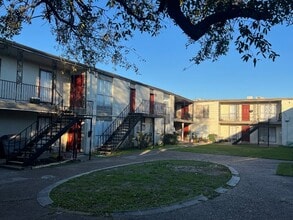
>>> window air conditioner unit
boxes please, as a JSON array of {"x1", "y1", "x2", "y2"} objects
[{"x1": 30, "y1": 97, "x2": 41, "y2": 104}]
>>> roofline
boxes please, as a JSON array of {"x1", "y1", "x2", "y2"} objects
[
  {"x1": 0, "y1": 38, "x2": 88, "y2": 69},
  {"x1": 0, "y1": 39, "x2": 193, "y2": 102},
  {"x1": 94, "y1": 68, "x2": 193, "y2": 102},
  {"x1": 194, "y1": 97, "x2": 293, "y2": 103}
]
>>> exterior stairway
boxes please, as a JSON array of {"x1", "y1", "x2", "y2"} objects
[
  {"x1": 5, "y1": 111, "x2": 82, "y2": 166},
  {"x1": 232, "y1": 124, "x2": 259, "y2": 145},
  {"x1": 99, "y1": 113, "x2": 143, "y2": 154},
  {"x1": 97, "y1": 100, "x2": 166, "y2": 154}
]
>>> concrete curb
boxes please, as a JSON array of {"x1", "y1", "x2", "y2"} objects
[
  {"x1": 37, "y1": 161, "x2": 143, "y2": 207},
  {"x1": 37, "y1": 161, "x2": 240, "y2": 216}
]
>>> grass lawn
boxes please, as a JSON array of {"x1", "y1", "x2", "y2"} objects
[
  {"x1": 50, "y1": 160, "x2": 231, "y2": 215},
  {"x1": 173, "y1": 144, "x2": 293, "y2": 161},
  {"x1": 276, "y1": 162, "x2": 293, "y2": 176}
]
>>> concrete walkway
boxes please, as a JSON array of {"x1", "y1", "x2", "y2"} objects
[{"x1": 0, "y1": 149, "x2": 292, "y2": 220}]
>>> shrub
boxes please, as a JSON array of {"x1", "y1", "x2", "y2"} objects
[
  {"x1": 163, "y1": 133, "x2": 178, "y2": 145},
  {"x1": 208, "y1": 134, "x2": 218, "y2": 142}
]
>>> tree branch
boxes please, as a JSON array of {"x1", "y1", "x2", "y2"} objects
[{"x1": 166, "y1": 0, "x2": 273, "y2": 41}]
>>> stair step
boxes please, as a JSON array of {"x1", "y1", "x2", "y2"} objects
[
  {"x1": 0, "y1": 164, "x2": 25, "y2": 170},
  {"x1": 100, "y1": 151, "x2": 112, "y2": 155},
  {"x1": 7, "y1": 160, "x2": 25, "y2": 165}
]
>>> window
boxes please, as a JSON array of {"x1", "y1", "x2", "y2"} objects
[
  {"x1": 96, "y1": 74, "x2": 113, "y2": 121},
  {"x1": 196, "y1": 105, "x2": 209, "y2": 119},
  {"x1": 259, "y1": 126, "x2": 276, "y2": 143},
  {"x1": 39, "y1": 69, "x2": 53, "y2": 102},
  {"x1": 259, "y1": 103, "x2": 277, "y2": 121}
]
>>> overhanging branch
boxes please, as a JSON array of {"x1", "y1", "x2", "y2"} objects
[{"x1": 165, "y1": 0, "x2": 273, "y2": 41}]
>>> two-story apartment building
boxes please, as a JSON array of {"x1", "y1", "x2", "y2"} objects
[
  {"x1": 87, "y1": 68, "x2": 193, "y2": 152},
  {"x1": 0, "y1": 39, "x2": 194, "y2": 166},
  {"x1": 192, "y1": 97, "x2": 293, "y2": 146},
  {"x1": 0, "y1": 39, "x2": 94, "y2": 165}
]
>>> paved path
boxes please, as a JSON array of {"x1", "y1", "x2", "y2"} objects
[{"x1": 0, "y1": 149, "x2": 292, "y2": 220}]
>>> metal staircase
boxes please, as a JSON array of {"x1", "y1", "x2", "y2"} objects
[
  {"x1": 97, "y1": 100, "x2": 166, "y2": 154},
  {"x1": 97, "y1": 102, "x2": 144, "y2": 154},
  {"x1": 5, "y1": 110, "x2": 82, "y2": 166},
  {"x1": 232, "y1": 124, "x2": 259, "y2": 145},
  {"x1": 99, "y1": 113, "x2": 143, "y2": 153}
]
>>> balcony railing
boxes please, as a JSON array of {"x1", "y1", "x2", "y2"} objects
[
  {"x1": 0, "y1": 79, "x2": 62, "y2": 105},
  {"x1": 220, "y1": 113, "x2": 281, "y2": 122},
  {"x1": 175, "y1": 111, "x2": 193, "y2": 121},
  {"x1": 136, "y1": 100, "x2": 166, "y2": 116}
]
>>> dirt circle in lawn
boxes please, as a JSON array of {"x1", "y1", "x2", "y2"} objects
[{"x1": 50, "y1": 160, "x2": 232, "y2": 216}]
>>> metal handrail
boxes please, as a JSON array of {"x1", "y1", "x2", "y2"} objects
[
  {"x1": 96, "y1": 100, "x2": 167, "y2": 148},
  {"x1": 97, "y1": 104, "x2": 130, "y2": 147}
]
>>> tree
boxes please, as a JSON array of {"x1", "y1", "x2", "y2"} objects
[{"x1": 0, "y1": 0, "x2": 292, "y2": 71}]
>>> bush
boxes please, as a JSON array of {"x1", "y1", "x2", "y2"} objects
[
  {"x1": 163, "y1": 133, "x2": 178, "y2": 145},
  {"x1": 208, "y1": 134, "x2": 218, "y2": 143}
]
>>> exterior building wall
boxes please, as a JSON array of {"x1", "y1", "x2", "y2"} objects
[
  {"x1": 192, "y1": 101, "x2": 219, "y2": 139},
  {"x1": 0, "y1": 110, "x2": 38, "y2": 136},
  {"x1": 153, "y1": 90, "x2": 165, "y2": 145},
  {"x1": 166, "y1": 94, "x2": 175, "y2": 134},
  {"x1": 56, "y1": 72, "x2": 71, "y2": 107},
  {"x1": 23, "y1": 61, "x2": 39, "y2": 85},
  {"x1": 112, "y1": 78, "x2": 129, "y2": 115},
  {"x1": 193, "y1": 98, "x2": 293, "y2": 146},
  {"x1": 135, "y1": 84, "x2": 149, "y2": 107},
  {"x1": 0, "y1": 44, "x2": 82, "y2": 156},
  {"x1": 281, "y1": 100, "x2": 293, "y2": 145}
]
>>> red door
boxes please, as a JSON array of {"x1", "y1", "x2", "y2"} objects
[
  {"x1": 66, "y1": 122, "x2": 82, "y2": 152},
  {"x1": 242, "y1": 104, "x2": 250, "y2": 121},
  {"x1": 182, "y1": 106, "x2": 189, "y2": 120},
  {"x1": 67, "y1": 74, "x2": 84, "y2": 153},
  {"x1": 70, "y1": 75, "x2": 85, "y2": 108},
  {"x1": 241, "y1": 125, "x2": 250, "y2": 142},
  {"x1": 150, "y1": 93, "x2": 154, "y2": 114},
  {"x1": 130, "y1": 88, "x2": 136, "y2": 113},
  {"x1": 184, "y1": 124, "x2": 189, "y2": 141}
]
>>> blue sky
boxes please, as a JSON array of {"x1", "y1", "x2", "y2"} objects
[{"x1": 13, "y1": 18, "x2": 292, "y2": 100}]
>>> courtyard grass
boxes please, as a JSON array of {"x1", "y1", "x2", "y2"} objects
[
  {"x1": 173, "y1": 144, "x2": 293, "y2": 161},
  {"x1": 50, "y1": 160, "x2": 231, "y2": 215},
  {"x1": 276, "y1": 162, "x2": 293, "y2": 176}
]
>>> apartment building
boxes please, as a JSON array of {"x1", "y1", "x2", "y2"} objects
[
  {"x1": 0, "y1": 39, "x2": 194, "y2": 166},
  {"x1": 192, "y1": 97, "x2": 293, "y2": 146},
  {"x1": 88, "y1": 68, "x2": 193, "y2": 152}
]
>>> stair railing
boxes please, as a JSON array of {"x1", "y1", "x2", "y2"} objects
[
  {"x1": 135, "y1": 99, "x2": 166, "y2": 116},
  {"x1": 97, "y1": 104, "x2": 130, "y2": 147},
  {"x1": 6, "y1": 117, "x2": 52, "y2": 160},
  {"x1": 232, "y1": 124, "x2": 259, "y2": 145}
]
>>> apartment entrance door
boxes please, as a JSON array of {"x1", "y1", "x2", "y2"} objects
[
  {"x1": 130, "y1": 88, "x2": 136, "y2": 113},
  {"x1": 150, "y1": 93, "x2": 154, "y2": 114},
  {"x1": 242, "y1": 104, "x2": 250, "y2": 121},
  {"x1": 70, "y1": 75, "x2": 85, "y2": 108}
]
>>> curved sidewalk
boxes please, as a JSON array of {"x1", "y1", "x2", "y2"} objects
[{"x1": 0, "y1": 149, "x2": 292, "y2": 220}]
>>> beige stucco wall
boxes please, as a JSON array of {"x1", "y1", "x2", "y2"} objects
[
  {"x1": 281, "y1": 100, "x2": 293, "y2": 146},
  {"x1": 135, "y1": 84, "x2": 149, "y2": 105},
  {"x1": 113, "y1": 78, "x2": 130, "y2": 115},
  {"x1": 192, "y1": 101, "x2": 219, "y2": 139}
]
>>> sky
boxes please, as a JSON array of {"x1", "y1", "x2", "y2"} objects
[{"x1": 12, "y1": 16, "x2": 293, "y2": 101}]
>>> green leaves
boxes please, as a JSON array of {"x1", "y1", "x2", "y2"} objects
[
  {"x1": 0, "y1": 0, "x2": 291, "y2": 69},
  {"x1": 235, "y1": 21, "x2": 280, "y2": 66}
]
